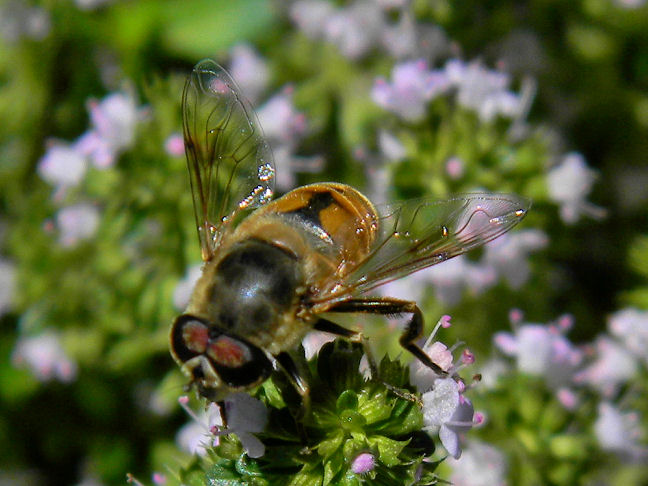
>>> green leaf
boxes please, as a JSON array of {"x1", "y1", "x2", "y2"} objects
[
  {"x1": 318, "y1": 429, "x2": 345, "y2": 459},
  {"x1": 336, "y1": 390, "x2": 359, "y2": 413},
  {"x1": 366, "y1": 436, "x2": 409, "y2": 468}
]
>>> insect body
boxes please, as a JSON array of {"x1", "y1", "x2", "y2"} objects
[{"x1": 170, "y1": 59, "x2": 530, "y2": 403}]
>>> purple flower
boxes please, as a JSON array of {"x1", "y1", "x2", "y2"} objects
[
  {"x1": 351, "y1": 452, "x2": 376, "y2": 474},
  {"x1": 546, "y1": 152, "x2": 605, "y2": 224},
  {"x1": 12, "y1": 330, "x2": 78, "y2": 383},
  {"x1": 372, "y1": 60, "x2": 450, "y2": 121},
  {"x1": 422, "y1": 377, "x2": 475, "y2": 458}
]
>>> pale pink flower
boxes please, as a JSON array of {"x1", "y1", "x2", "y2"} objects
[{"x1": 164, "y1": 133, "x2": 184, "y2": 157}]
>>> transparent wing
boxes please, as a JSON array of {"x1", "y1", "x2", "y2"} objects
[
  {"x1": 311, "y1": 193, "x2": 530, "y2": 304},
  {"x1": 182, "y1": 59, "x2": 275, "y2": 261}
]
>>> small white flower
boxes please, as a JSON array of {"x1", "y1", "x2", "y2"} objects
[
  {"x1": 380, "y1": 12, "x2": 417, "y2": 59},
  {"x1": 324, "y1": 1, "x2": 384, "y2": 60},
  {"x1": 483, "y1": 229, "x2": 548, "y2": 289},
  {"x1": 218, "y1": 393, "x2": 268, "y2": 458},
  {"x1": 173, "y1": 264, "x2": 202, "y2": 311},
  {"x1": 410, "y1": 342, "x2": 454, "y2": 392},
  {"x1": 494, "y1": 320, "x2": 583, "y2": 390},
  {"x1": 38, "y1": 143, "x2": 88, "y2": 190},
  {"x1": 447, "y1": 440, "x2": 508, "y2": 486},
  {"x1": 302, "y1": 331, "x2": 336, "y2": 360},
  {"x1": 594, "y1": 403, "x2": 646, "y2": 458},
  {"x1": 229, "y1": 44, "x2": 269, "y2": 104},
  {"x1": 12, "y1": 330, "x2": 78, "y2": 383},
  {"x1": 378, "y1": 130, "x2": 407, "y2": 161},
  {"x1": 176, "y1": 401, "x2": 223, "y2": 456},
  {"x1": 614, "y1": 0, "x2": 646, "y2": 8},
  {"x1": 0, "y1": 1, "x2": 50, "y2": 43},
  {"x1": 608, "y1": 308, "x2": 648, "y2": 364},
  {"x1": 546, "y1": 152, "x2": 603, "y2": 224},
  {"x1": 257, "y1": 89, "x2": 307, "y2": 146},
  {"x1": 372, "y1": 60, "x2": 450, "y2": 121},
  {"x1": 75, "y1": 0, "x2": 114, "y2": 11},
  {"x1": 290, "y1": 0, "x2": 336, "y2": 38},
  {"x1": 445, "y1": 59, "x2": 523, "y2": 122},
  {"x1": 77, "y1": 91, "x2": 141, "y2": 169},
  {"x1": 56, "y1": 203, "x2": 100, "y2": 248},
  {"x1": 573, "y1": 336, "x2": 638, "y2": 396},
  {"x1": 422, "y1": 378, "x2": 474, "y2": 459}
]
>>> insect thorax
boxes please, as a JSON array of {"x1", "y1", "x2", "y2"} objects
[{"x1": 189, "y1": 238, "x2": 306, "y2": 353}]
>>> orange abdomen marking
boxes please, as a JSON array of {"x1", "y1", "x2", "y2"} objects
[{"x1": 271, "y1": 183, "x2": 379, "y2": 263}]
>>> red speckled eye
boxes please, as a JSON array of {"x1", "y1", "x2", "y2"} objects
[{"x1": 207, "y1": 335, "x2": 252, "y2": 368}]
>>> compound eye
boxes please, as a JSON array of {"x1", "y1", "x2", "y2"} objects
[
  {"x1": 206, "y1": 330, "x2": 273, "y2": 389},
  {"x1": 207, "y1": 335, "x2": 253, "y2": 368},
  {"x1": 170, "y1": 315, "x2": 210, "y2": 362}
]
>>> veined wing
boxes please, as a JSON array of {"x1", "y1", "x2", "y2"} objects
[
  {"x1": 182, "y1": 59, "x2": 275, "y2": 261},
  {"x1": 310, "y1": 193, "x2": 530, "y2": 304}
]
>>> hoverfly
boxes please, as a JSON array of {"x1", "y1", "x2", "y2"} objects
[{"x1": 170, "y1": 59, "x2": 529, "y2": 405}]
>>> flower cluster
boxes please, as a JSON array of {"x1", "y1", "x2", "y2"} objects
[
  {"x1": 172, "y1": 316, "x2": 483, "y2": 483},
  {"x1": 290, "y1": 0, "x2": 448, "y2": 61}
]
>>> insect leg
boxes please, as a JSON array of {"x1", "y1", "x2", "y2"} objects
[
  {"x1": 329, "y1": 299, "x2": 448, "y2": 376},
  {"x1": 314, "y1": 318, "x2": 379, "y2": 378},
  {"x1": 274, "y1": 351, "x2": 311, "y2": 425}
]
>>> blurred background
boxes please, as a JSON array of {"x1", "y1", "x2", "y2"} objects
[{"x1": 0, "y1": 0, "x2": 647, "y2": 485}]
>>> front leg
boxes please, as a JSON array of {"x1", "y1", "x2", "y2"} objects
[{"x1": 328, "y1": 298, "x2": 448, "y2": 377}]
